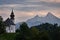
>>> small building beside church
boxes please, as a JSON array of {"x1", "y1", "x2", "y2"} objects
[{"x1": 4, "y1": 10, "x2": 15, "y2": 33}]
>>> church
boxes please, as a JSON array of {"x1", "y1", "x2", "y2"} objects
[{"x1": 4, "y1": 10, "x2": 15, "y2": 33}]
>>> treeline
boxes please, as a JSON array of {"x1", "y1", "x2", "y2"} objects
[{"x1": 15, "y1": 22, "x2": 60, "y2": 40}]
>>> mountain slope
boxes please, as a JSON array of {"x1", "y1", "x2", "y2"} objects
[{"x1": 26, "y1": 12, "x2": 60, "y2": 27}]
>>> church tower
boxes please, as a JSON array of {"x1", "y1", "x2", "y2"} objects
[
  {"x1": 5, "y1": 9, "x2": 15, "y2": 33},
  {"x1": 10, "y1": 10, "x2": 15, "y2": 20}
]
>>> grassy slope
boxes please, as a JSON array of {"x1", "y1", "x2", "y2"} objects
[{"x1": 0, "y1": 33, "x2": 16, "y2": 40}]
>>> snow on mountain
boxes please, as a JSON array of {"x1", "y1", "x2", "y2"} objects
[
  {"x1": 26, "y1": 12, "x2": 60, "y2": 27},
  {"x1": 26, "y1": 15, "x2": 42, "y2": 27},
  {"x1": 16, "y1": 12, "x2": 60, "y2": 29}
]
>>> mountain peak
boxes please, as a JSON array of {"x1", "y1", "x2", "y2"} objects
[
  {"x1": 47, "y1": 12, "x2": 53, "y2": 16},
  {"x1": 46, "y1": 12, "x2": 59, "y2": 19},
  {"x1": 34, "y1": 15, "x2": 40, "y2": 18},
  {"x1": 46, "y1": 12, "x2": 54, "y2": 17},
  {"x1": 26, "y1": 12, "x2": 60, "y2": 27}
]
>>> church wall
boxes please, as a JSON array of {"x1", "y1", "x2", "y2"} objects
[{"x1": 6, "y1": 25, "x2": 16, "y2": 33}]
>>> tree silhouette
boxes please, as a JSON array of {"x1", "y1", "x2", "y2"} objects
[{"x1": 0, "y1": 16, "x2": 5, "y2": 34}]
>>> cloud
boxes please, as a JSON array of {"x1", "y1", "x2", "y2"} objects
[
  {"x1": 0, "y1": 0, "x2": 60, "y2": 5},
  {"x1": 0, "y1": 1, "x2": 60, "y2": 12},
  {"x1": 0, "y1": 0, "x2": 60, "y2": 11},
  {"x1": 0, "y1": 0, "x2": 60, "y2": 22}
]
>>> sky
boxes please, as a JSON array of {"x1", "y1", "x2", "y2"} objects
[{"x1": 0, "y1": 0, "x2": 60, "y2": 23}]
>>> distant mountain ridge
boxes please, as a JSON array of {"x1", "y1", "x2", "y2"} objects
[
  {"x1": 26, "y1": 12, "x2": 60, "y2": 27},
  {"x1": 16, "y1": 12, "x2": 60, "y2": 29}
]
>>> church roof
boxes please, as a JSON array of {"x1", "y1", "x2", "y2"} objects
[{"x1": 4, "y1": 18, "x2": 15, "y2": 26}]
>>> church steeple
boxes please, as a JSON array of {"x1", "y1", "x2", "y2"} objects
[{"x1": 10, "y1": 9, "x2": 15, "y2": 20}]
